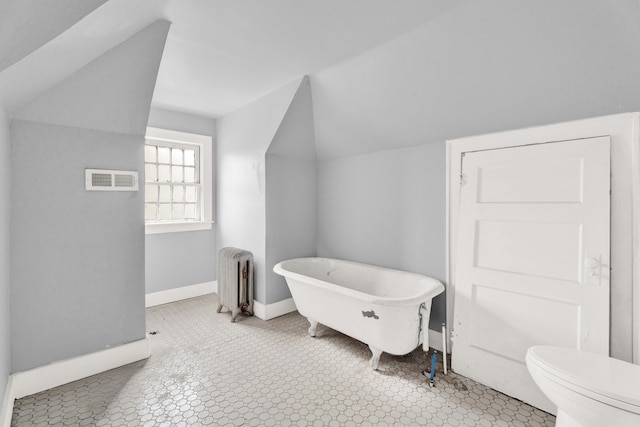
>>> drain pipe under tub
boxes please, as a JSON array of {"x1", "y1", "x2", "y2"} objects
[{"x1": 419, "y1": 304, "x2": 448, "y2": 376}]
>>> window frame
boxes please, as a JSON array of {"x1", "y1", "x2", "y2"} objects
[{"x1": 144, "y1": 127, "x2": 213, "y2": 235}]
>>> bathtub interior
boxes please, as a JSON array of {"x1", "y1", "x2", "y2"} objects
[{"x1": 277, "y1": 257, "x2": 441, "y2": 300}]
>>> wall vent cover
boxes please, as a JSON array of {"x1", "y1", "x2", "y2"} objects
[{"x1": 85, "y1": 169, "x2": 138, "y2": 191}]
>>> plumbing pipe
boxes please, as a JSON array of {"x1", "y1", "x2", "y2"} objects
[
  {"x1": 429, "y1": 351, "x2": 437, "y2": 387},
  {"x1": 442, "y1": 323, "x2": 448, "y2": 375}
]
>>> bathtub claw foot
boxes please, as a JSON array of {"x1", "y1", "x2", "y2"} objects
[
  {"x1": 308, "y1": 319, "x2": 318, "y2": 337},
  {"x1": 368, "y1": 345, "x2": 383, "y2": 370}
]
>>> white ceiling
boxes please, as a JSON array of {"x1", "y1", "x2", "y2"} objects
[
  {"x1": 150, "y1": 0, "x2": 459, "y2": 118},
  {"x1": 1, "y1": 0, "x2": 460, "y2": 119},
  {"x1": 5, "y1": 1, "x2": 640, "y2": 160}
]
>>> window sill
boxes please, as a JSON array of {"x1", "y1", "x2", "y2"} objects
[{"x1": 145, "y1": 221, "x2": 214, "y2": 235}]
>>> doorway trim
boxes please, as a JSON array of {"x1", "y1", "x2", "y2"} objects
[{"x1": 446, "y1": 112, "x2": 640, "y2": 364}]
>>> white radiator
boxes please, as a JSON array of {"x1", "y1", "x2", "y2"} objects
[{"x1": 216, "y1": 247, "x2": 254, "y2": 322}]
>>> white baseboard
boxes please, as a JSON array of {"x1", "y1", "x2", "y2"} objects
[
  {"x1": 10, "y1": 337, "x2": 149, "y2": 403},
  {"x1": 0, "y1": 338, "x2": 149, "y2": 427},
  {"x1": 253, "y1": 297, "x2": 297, "y2": 320},
  {"x1": 146, "y1": 281, "x2": 217, "y2": 308},
  {"x1": 0, "y1": 376, "x2": 15, "y2": 427}
]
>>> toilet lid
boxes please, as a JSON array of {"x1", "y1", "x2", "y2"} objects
[{"x1": 527, "y1": 346, "x2": 640, "y2": 410}]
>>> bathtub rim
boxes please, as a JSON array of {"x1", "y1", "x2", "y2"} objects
[{"x1": 273, "y1": 257, "x2": 444, "y2": 307}]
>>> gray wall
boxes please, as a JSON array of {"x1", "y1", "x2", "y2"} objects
[
  {"x1": 217, "y1": 78, "x2": 302, "y2": 304},
  {"x1": 266, "y1": 77, "x2": 317, "y2": 304},
  {"x1": 145, "y1": 107, "x2": 217, "y2": 294},
  {"x1": 317, "y1": 143, "x2": 446, "y2": 328},
  {"x1": 311, "y1": 0, "x2": 640, "y2": 160},
  {"x1": 9, "y1": 21, "x2": 168, "y2": 372},
  {"x1": 0, "y1": 105, "x2": 10, "y2": 407},
  {"x1": 11, "y1": 121, "x2": 146, "y2": 372},
  {"x1": 311, "y1": 0, "x2": 640, "y2": 330}
]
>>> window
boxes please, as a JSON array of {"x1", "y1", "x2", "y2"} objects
[
  {"x1": 145, "y1": 142, "x2": 200, "y2": 222},
  {"x1": 145, "y1": 127, "x2": 213, "y2": 234}
]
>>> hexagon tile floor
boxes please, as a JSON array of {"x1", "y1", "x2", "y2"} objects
[{"x1": 11, "y1": 294, "x2": 556, "y2": 426}]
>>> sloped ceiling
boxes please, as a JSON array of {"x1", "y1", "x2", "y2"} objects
[
  {"x1": 0, "y1": 0, "x2": 108, "y2": 71},
  {"x1": 0, "y1": 0, "x2": 463, "y2": 117},
  {"x1": 152, "y1": 0, "x2": 462, "y2": 117},
  {"x1": 4, "y1": 0, "x2": 640, "y2": 160},
  {"x1": 312, "y1": 0, "x2": 640, "y2": 159},
  {"x1": 13, "y1": 20, "x2": 171, "y2": 135},
  {"x1": 0, "y1": 0, "x2": 166, "y2": 113}
]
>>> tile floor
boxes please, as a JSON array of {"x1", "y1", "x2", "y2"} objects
[{"x1": 11, "y1": 294, "x2": 556, "y2": 426}]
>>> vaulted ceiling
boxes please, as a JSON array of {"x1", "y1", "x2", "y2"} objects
[
  {"x1": 151, "y1": 0, "x2": 461, "y2": 117},
  {"x1": 3, "y1": 1, "x2": 640, "y2": 160},
  {"x1": 0, "y1": 0, "x2": 460, "y2": 118}
]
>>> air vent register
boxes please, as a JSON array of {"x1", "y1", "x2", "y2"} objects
[{"x1": 85, "y1": 169, "x2": 139, "y2": 191}]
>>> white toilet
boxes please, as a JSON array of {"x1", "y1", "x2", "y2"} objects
[{"x1": 526, "y1": 346, "x2": 640, "y2": 427}]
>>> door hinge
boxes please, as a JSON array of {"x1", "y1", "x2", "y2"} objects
[{"x1": 460, "y1": 174, "x2": 468, "y2": 186}]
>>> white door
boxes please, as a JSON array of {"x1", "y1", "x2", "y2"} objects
[{"x1": 452, "y1": 136, "x2": 611, "y2": 414}]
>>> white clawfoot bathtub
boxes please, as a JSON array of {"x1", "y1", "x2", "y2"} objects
[{"x1": 273, "y1": 257, "x2": 444, "y2": 369}]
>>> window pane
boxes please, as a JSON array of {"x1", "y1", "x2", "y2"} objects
[
  {"x1": 144, "y1": 134, "x2": 206, "y2": 225},
  {"x1": 172, "y1": 166, "x2": 183, "y2": 182},
  {"x1": 145, "y1": 204, "x2": 157, "y2": 221},
  {"x1": 185, "y1": 186, "x2": 197, "y2": 203},
  {"x1": 145, "y1": 184, "x2": 158, "y2": 202},
  {"x1": 158, "y1": 204, "x2": 171, "y2": 220},
  {"x1": 158, "y1": 146, "x2": 171, "y2": 163},
  {"x1": 159, "y1": 185, "x2": 171, "y2": 202},
  {"x1": 172, "y1": 148, "x2": 183, "y2": 165},
  {"x1": 173, "y1": 185, "x2": 184, "y2": 202},
  {"x1": 184, "y1": 167, "x2": 195, "y2": 183},
  {"x1": 158, "y1": 165, "x2": 170, "y2": 182},
  {"x1": 185, "y1": 204, "x2": 197, "y2": 219},
  {"x1": 145, "y1": 164, "x2": 157, "y2": 182},
  {"x1": 145, "y1": 145, "x2": 157, "y2": 162},
  {"x1": 172, "y1": 204, "x2": 184, "y2": 220},
  {"x1": 184, "y1": 149, "x2": 195, "y2": 166}
]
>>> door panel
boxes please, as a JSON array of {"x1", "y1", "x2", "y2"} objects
[
  {"x1": 452, "y1": 136, "x2": 610, "y2": 414},
  {"x1": 476, "y1": 155, "x2": 584, "y2": 203},
  {"x1": 470, "y1": 285, "x2": 581, "y2": 362},
  {"x1": 475, "y1": 220, "x2": 582, "y2": 281}
]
